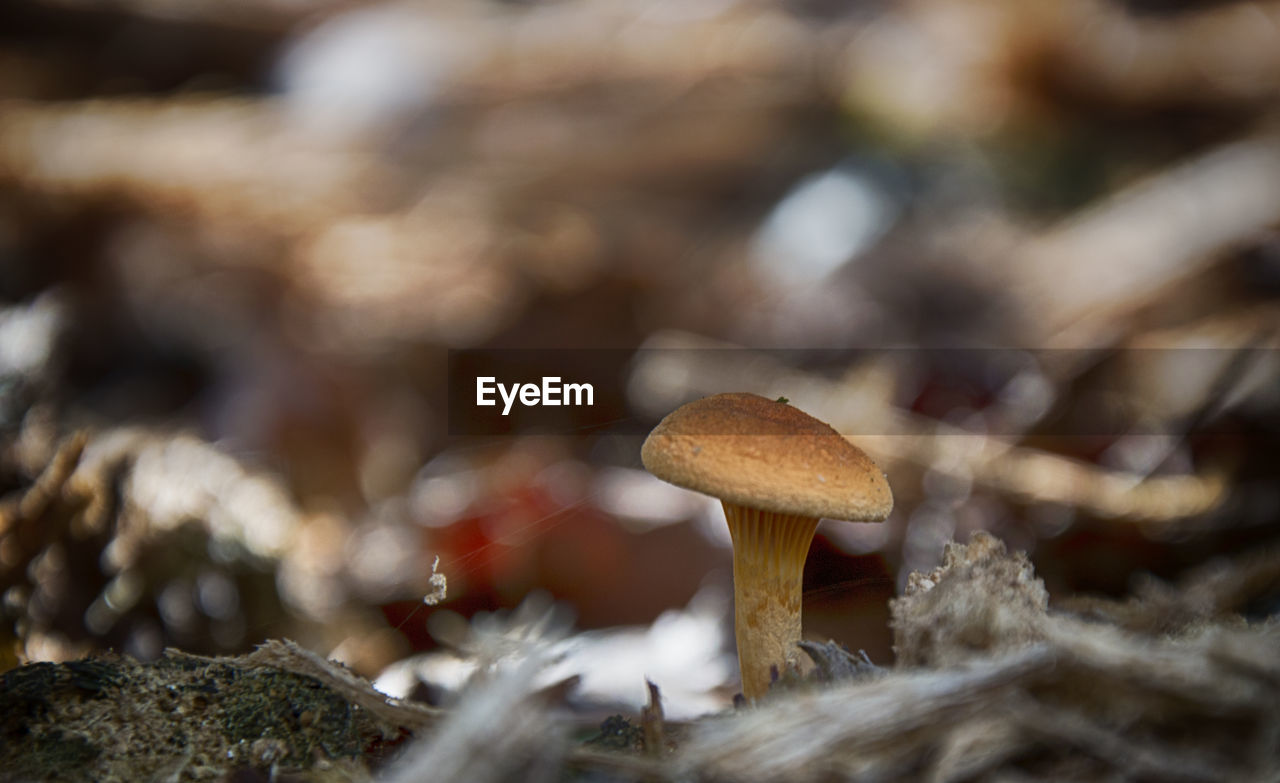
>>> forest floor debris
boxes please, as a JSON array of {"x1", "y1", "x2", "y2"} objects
[{"x1": 4, "y1": 532, "x2": 1277, "y2": 781}]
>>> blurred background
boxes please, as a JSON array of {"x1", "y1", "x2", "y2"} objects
[{"x1": 1, "y1": 0, "x2": 1279, "y2": 719}]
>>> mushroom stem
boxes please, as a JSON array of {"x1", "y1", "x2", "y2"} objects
[{"x1": 722, "y1": 501, "x2": 820, "y2": 701}]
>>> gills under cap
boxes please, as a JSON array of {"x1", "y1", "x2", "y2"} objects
[{"x1": 641, "y1": 392, "x2": 893, "y2": 521}]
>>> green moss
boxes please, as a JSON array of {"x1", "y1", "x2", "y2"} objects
[
  {"x1": 583, "y1": 715, "x2": 644, "y2": 752},
  {"x1": 5, "y1": 730, "x2": 100, "y2": 779},
  {"x1": 217, "y1": 667, "x2": 362, "y2": 762}
]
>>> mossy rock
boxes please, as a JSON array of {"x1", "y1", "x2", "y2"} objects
[{"x1": 0, "y1": 643, "x2": 435, "y2": 782}]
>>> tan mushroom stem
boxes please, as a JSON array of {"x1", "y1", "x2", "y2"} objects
[{"x1": 722, "y1": 500, "x2": 820, "y2": 701}]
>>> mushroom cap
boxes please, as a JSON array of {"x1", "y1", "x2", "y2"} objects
[{"x1": 641, "y1": 392, "x2": 893, "y2": 522}]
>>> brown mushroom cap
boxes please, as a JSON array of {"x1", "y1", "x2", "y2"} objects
[{"x1": 641, "y1": 392, "x2": 893, "y2": 522}]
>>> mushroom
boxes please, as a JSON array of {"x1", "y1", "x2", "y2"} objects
[{"x1": 641, "y1": 392, "x2": 892, "y2": 701}]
